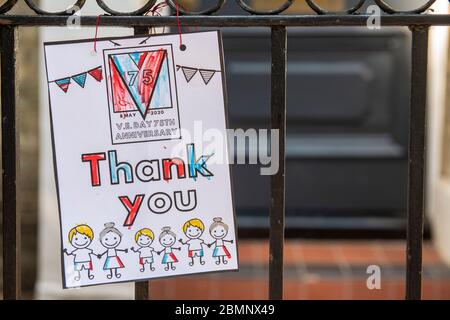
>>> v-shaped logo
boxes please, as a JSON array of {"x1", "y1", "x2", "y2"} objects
[{"x1": 109, "y1": 49, "x2": 167, "y2": 119}]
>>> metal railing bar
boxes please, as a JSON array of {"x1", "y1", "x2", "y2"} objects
[
  {"x1": 135, "y1": 281, "x2": 150, "y2": 300},
  {"x1": 1, "y1": 25, "x2": 20, "y2": 300},
  {"x1": 405, "y1": 25, "x2": 429, "y2": 300},
  {"x1": 0, "y1": 0, "x2": 440, "y2": 16},
  {"x1": 0, "y1": 14, "x2": 449, "y2": 27},
  {"x1": 0, "y1": 6, "x2": 446, "y2": 301},
  {"x1": 133, "y1": 25, "x2": 152, "y2": 301},
  {"x1": 269, "y1": 26, "x2": 287, "y2": 301}
]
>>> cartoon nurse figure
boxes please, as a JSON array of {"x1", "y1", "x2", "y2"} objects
[
  {"x1": 157, "y1": 227, "x2": 181, "y2": 271},
  {"x1": 97, "y1": 222, "x2": 128, "y2": 279},
  {"x1": 179, "y1": 218, "x2": 206, "y2": 266},
  {"x1": 63, "y1": 224, "x2": 96, "y2": 281},
  {"x1": 131, "y1": 228, "x2": 156, "y2": 272},
  {"x1": 207, "y1": 217, "x2": 234, "y2": 265}
]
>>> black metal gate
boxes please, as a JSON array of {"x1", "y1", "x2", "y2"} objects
[{"x1": 1, "y1": 0, "x2": 449, "y2": 300}]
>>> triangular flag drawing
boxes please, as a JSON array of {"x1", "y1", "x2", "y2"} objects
[
  {"x1": 55, "y1": 78, "x2": 71, "y2": 93},
  {"x1": 129, "y1": 52, "x2": 142, "y2": 67},
  {"x1": 109, "y1": 49, "x2": 167, "y2": 119},
  {"x1": 181, "y1": 66, "x2": 198, "y2": 83},
  {"x1": 199, "y1": 69, "x2": 216, "y2": 85},
  {"x1": 88, "y1": 66, "x2": 103, "y2": 82},
  {"x1": 71, "y1": 72, "x2": 87, "y2": 88},
  {"x1": 109, "y1": 58, "x2": 138, "y2": 113}
]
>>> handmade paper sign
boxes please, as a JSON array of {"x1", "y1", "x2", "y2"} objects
[{"x1": 44, "y1": 31, "x2": 238, "y2": 288}]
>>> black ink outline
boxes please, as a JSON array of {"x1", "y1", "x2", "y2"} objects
[
  {"x1": 147, "y1": 192, "x2": 172, "y2": 214},
  {"x1": 174, "y1": 189, "x2": 197, "y2": 212},
  {"x1": 186, "y1": 143, "x2": 214, "y2": 178},
  {"x1": 81, "y1": 152, "x2": 106, "y2": 187},
  {"x1": 118, "y1": 194, "x2": 145, "y2": 227},
  {"x1": 135, "y1": 159, "x2": 161, "y2": 182},
  {"x1": 107, "y1": 150, "x2": 134, "y2": 185},
  {"x1": 161, "y1": 157, "x2": 187, "y2": 180}
]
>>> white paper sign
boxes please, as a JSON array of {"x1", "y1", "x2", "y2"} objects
[{"x1": 44, "y1": 31, "x2": 238, "y2": 288}]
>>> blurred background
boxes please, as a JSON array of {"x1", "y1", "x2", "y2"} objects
[{"x1": 1, "y1": 0, "x2": 450, "y2": 299}]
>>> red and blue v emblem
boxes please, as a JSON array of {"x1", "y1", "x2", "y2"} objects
[{"x1": 109, "y1": 49, "x2": 168, "y2": 119}]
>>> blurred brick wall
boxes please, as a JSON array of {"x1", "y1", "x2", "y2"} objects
[
  {"x1": 0, "y1": 2, "x2": 39, "y2": 298},
  {"x1": 151, "y1": 240, "x2": 450, "y2": 300}
]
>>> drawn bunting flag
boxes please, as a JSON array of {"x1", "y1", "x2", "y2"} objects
[
  {"x1": 199, "y1": 69, "x2": 216, "y2": 85},
  {"x1": 181, "y1": 66, "x2": 198, "y2": 83},
  {"x1": 52, "y1": 66, "x2": 103, "y2": 93},
  {"x1": 71, "y1": 73, "x2": 87, "y2": 88},
  {"x1": 44, "y1": 31, "x2": 238, "y2": 289},
  {"x1": 88, "y1": 66, "x2": 103, "y2": 82},
  {"x1": 177, "y1": 64, "x2": 220, "y2": 85},
  {"x1": 55, "y1": 77, "x2": 71, "y2": 93}
]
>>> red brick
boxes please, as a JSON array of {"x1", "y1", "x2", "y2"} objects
[
  {"x1": 422, "y1": 244, "x2": 443, "y2": 265},
  {"x1": 301, "y1": 241, "x2": 337, "y2": 265},
  {"x1": 238, "y1": 241, "x2": 268, "y2": 264},
  {"x1": 147, "y1": 240, "x2": 450, "y2": 300},
  {"x1": 340, "y1": 242, "x2": 378, "y2": 265},
  {"x1": 284, "y1": 241, "x2": 303, "y2": 265},
  {"x1": 305, "y1": 279, "x2": 352, "y2": 300},
  {"x1": 351, "y1": 279, "x2": 400, "y2": 300},
  {"x1": 382, "y1": 242, "x2": 407, "y2": 265}
]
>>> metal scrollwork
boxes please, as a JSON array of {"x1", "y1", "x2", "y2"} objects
[
  {"x1": 374, "y1": 0, "x2": 436, "y2": 14},
  {"x1": 235, "y1": 0, "x2": 294, "y2": 15},
  {"x1": 24, "y1": 0, "x2": 86, "y2": 15},
  {"x1": 96, "y1": 0, "x2": 157, "y2": 16},
  {"x1": 165, "y1": 0, "x2": 226, "y2": 15},
  {"x1": 305, "y1": 0, "x2": 366, "y2": 15},
  {"x1": 0, "y1": 0, "x2": 439, "y2": 16},
  {"x1": 0, "y1": 0, "x2": 17, "y2": 14}
]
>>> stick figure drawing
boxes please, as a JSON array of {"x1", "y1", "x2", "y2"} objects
[{"x1": 97, "y1": 222, "x2": 128, "y2": 279}]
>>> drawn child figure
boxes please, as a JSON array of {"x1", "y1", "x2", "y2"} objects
[
  {"x1": 179, "y1": 219, "x2": 206, "y2": 266},
  {"x1": 63, "y1": 224, "x2": 96, "y2": 281},
  {"x1": 131, "y1": 228, "x2": 156, "y2": 272},
  {"x1": 207, "y1": 217, "x2": 234, "y2": 265},
  {"x1": 157, "y1": 227, "x2": 181, "y2": 271},
  {"x1": 97, "y1": 222, "x2": 128, "y2": 279}
]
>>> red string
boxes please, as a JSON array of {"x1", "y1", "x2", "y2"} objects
[
  {"x1": 171, "y1": 1, "x2": 192, "y2": 33},
  {"x1": 175, "y1": 3, "x2": 184, "y2": 49},
  {"x1": 146, "y1": 1, "x2": 188, "y2": 47},
  {"x1": 93, "y1": 15, "x2": 101, "y2": 53},
  {"x1": 144, "y1": 1, "x2": 193, "y2": 49},
  {"x1": 92, "y1": 5, "x2": 187, "y2": 52},
  {"x1": 147, "y1": 1, "x2": 169, "y2": 34}
]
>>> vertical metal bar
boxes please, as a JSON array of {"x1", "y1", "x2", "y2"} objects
[
  {"x1": 134, "y1": 280, "x2": 150, "y2": 300},
  {"x1": 133, "y1": 26, "x2": 149, "y2": 37},
  {"x1": 1, "y1": 26, "x2": 20, "y2": 300},
  {"x1": 406, "y1": 26, "x2": 429, "y2": 300},
  {"x1": 133, "y1": 25, "x2": 150, "y2": 301},
  {"x1": 269, "y1": 26, "x2": 287, "y2": 300}
]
